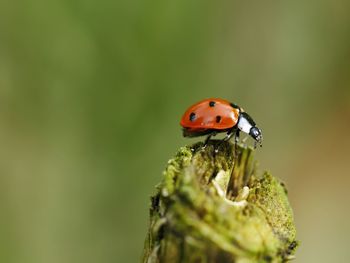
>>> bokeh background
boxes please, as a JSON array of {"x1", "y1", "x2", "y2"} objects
[{"x1": 1, "y1": 1, "x2": 350, "y2": 262}]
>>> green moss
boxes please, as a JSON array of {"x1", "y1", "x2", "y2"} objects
[
  {"x1": 247, "y1": 173, "x2": 298, "y2": 256},
  {"x1": 143, "y1": 141, "x2": 298, "y2": 263}
]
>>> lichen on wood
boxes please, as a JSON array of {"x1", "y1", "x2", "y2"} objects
[{"x1": 142, "y1": 140, "x2": 298, "y2": 263}]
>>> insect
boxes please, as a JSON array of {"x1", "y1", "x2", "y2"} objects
[{"x1": 180, "y1": 98, "x2": 263, "y2": 148}]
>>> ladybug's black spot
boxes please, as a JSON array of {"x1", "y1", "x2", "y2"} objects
[
  {"x1": 216, "y1": 115, "x2": 221, "y2": 123},
  {"x1": 209, "y1": 101, "x2": 216, "y2": 107},
  {"x1": 189, "y1": 112, "x2": 196, "y2": 122},
  {"x1": 230, "y1": 102, "x2": 239, "y2": 109}
]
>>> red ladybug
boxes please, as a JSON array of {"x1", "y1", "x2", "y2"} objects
[{"x1": 180, "y1": 98, "x2": 262, "y2": 147}]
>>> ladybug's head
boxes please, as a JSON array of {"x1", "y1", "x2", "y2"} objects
[
  {"x1": 249, "y1": 126, "x2": 263, "y2": 147},
  {"x1": 237, "y1": 112, "x2": 263, "y2": 147}
]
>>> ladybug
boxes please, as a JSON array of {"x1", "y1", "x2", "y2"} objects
[{"x1": 180, "y1": 98, "x2": 262, "y2": 147}]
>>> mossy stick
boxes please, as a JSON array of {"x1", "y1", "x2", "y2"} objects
[{"x1": 142, "y1": 141, "x2": 298, "y2": 263}]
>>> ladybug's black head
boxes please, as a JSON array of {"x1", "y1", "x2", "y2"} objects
[{"x1": 249, "y1": 126, "x2": 263, "y2": 147}]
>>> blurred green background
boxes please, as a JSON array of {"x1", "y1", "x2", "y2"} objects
[{"x1": 1, "y1": 0, "x2": 350, "y2": 262}]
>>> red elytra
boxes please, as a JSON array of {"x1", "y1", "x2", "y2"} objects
[{"x1": 180, "y1": 98, "x2": 240, "y2": 133}]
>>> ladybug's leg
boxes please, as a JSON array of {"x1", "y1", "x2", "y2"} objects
[
  {"x1": 203, "y1": 135, "x2": 212, "y2": 146},
  {"x1": 234, "y1": 129, "x2": 240, "y2": 144},
  {"x1": 203, "y1": 131, "x2": 217, "y2": 147},
  {"x1": 223, "y1": 130, "x2": 234, "y2": 142},
  {"x1": 214, "y1": 129, "x2": 235, "y2": 153},
  {"x1": 234, "y1": 129, "x2": 240, "y2": 157}
]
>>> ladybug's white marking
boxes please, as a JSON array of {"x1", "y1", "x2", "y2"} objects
[{"x1": 237, "y1": 115, "x2": 253, "y2": 134}]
